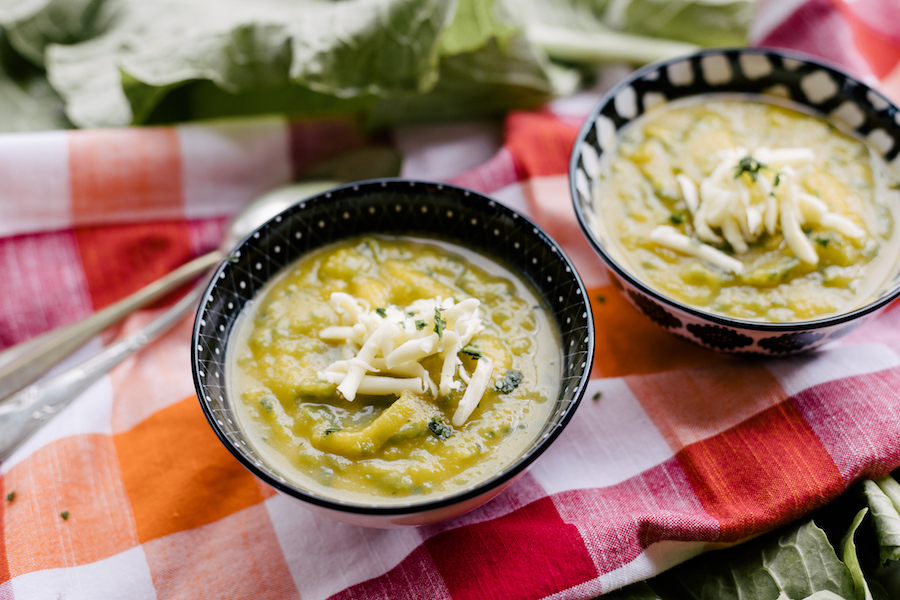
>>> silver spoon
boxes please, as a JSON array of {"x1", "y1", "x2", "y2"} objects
[
  {"x1": 0, "y1": 146, "x2": 402, "y2": 401},
  {"x1": 0, "y1": 180, "x2": 339, "y2": 461}
]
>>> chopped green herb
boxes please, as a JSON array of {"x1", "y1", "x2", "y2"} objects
[
  {"x1": 433, "y1": 308, "x2": 447, "y2": 339},
  {"x1": 323, "y1": 427, "x2": 341, "y2": 437},
  {"x1": 596, "y1": 295, "x2": 606, "y2": 303},
  {"x1": 668, "y1": 212, "x2": 686, "y2": 225},
  {"x1": 774, "y1": 172, "x2": 782, "y2": 187},
  {"x1": 816, "y1": 236, "x2": 830, "y2": 248},
  {"x1": 407, "y1": 312, "x2": 416, "y2": 317},
  {"x1": 259, "y1": 396, "x2": 275, "y2": 412},
  {"x1": 734, "y1": 155, "x2": 767, "y2": 182},
  {"x1": 428, "y1": 417, "x2": 452, "y2": 440},
  {"x1": 494, "y1": 369, "x2": 524, "y2": 394},
  {"x1": 375, "y1": 307, "x2": 387, "y2": 318},
  {"x1": 460, "y1": 344, "x2": 483, "y2": 359},
  {"x1": 60, "y1": 511, "x2": 70, "y2": 520},
  {"x1": 6, "y1": 490, "x2": 14, "y2": 502},
  {"x1": 415, "y1": 320, "x2": 427, "y2": 330},
  {"x1": 592, "y1": 392, "x2": 602, "y2": 401}
]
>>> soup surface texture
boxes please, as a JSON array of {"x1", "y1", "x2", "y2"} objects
[
  {"x1": 589, "y1": 97, "x2": 900, "y2": 322},
  {"x1": 229, "y1": 235, "x2": 560, "y2": 505}
]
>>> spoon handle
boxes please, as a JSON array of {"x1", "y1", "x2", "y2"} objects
[
  {"x1": 0, "y1": 251, "x2": 222, "y2": 403},
  {"x1": 0, "y1": 284, "x2": 204, "y2": 462}
]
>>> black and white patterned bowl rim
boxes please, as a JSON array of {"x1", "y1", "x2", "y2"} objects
[
  {"x1": 570, "y1": 47, "x2": 900, "y2": 354},
  {"x1": 192, "y1": 179, "x2": 594, "y2": 515}
]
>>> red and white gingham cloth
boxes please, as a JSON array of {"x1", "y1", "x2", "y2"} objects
[{"x1": 2, "y1": 1, "x2": 900, "y2": 598}]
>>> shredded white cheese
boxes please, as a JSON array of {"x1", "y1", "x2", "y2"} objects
[
  {"x1": 316, "y1": 293, "x2": 493, "y2": 426},
  {"x1": 452, "y1": 356, "x2": 493, "y2": 427},
  {"x1": 656, "y1": 146, "x2": 870, "y2": 273},
  {"x1": 650, "y1": 225, "x2": 745, "y2": 274}
]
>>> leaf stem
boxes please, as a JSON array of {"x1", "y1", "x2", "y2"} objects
[{"x1": 527, "y1": 25, "x2": 699, "y2": 66}]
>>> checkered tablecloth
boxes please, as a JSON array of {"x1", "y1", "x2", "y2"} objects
[{"x1": 2, "y1": 1, "x2": 900, "y2": 598}]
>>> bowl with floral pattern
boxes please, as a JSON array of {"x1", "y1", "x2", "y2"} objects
[{"x1": 570, "y1": 47, "x2": 900, "y2": 354}]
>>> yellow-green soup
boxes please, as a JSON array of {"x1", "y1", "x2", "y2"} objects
[
  {"x1": 229, "y1": 235, "x2": 560, "y2": 505},
  {"x1": 590, "y1": 98, "x2": 900, "y2": 322}
]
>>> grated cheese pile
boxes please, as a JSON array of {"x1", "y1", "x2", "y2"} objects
[
  {"x1": 650, "y1": 146, "x2": 867, "y2": 274},
  {"x1": 316, "y1": 292, "x2": 492, "y2": 426}
]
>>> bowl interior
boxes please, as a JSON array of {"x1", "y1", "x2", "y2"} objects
[
  {"x1": 570, "y1": 47, "x2": 900, "y2": 329},
  {"x1": 192, "y1": 179, "x2": 593, "y2": 514}
]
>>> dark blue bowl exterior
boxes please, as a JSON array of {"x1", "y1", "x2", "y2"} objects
[
  {"x1": 192, "y1": 179, "x2": 594, "y2": 516},
  {"x1": 570, "y1": 47, "x2": 900, "y2": 354}
]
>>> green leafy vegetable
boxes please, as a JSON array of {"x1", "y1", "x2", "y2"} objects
[
  {"x1": 433, "y1": 307, "x2": 447, "y2": 339},
  {"x1": 461, "y1": 344, "x2": 483, "y2": 359},
  {"x1": 842, "y1": 508, "x2": 875, "y2": 600},
  {"x1": 60, "y1": 511, "x2": 70, "y2": 520},
  {"x1": 415, "y1": 320, "x2": 427, "y2": 330},
  {"x1": 0, "y1": 30, "x2": 69, "y2": 132},
  {"x1": 5, "y1": 490, "x2": 14, "y2": 502},
  {"x1": 668, "y1": 212, "x2": 685, "y2": 225},
  {"x1": 375, "y1": 307, "x2": 387, "y2": 318},
  {"x1": 427, "y1": 416, "x2": 452, "y2": 440},
  {"x1": 734, "y1": 155, "x2": 768, "y2": 182},
  {"x1": 0, "y1": 0, "x2": 754, "y2": 132},
  {"x1": 605, "y1": 0, "x2": 753, "y2": 47},
  {"x1": 494, "y1": 369, "x2": 523, "y2": 394},
  {"x1": 866, "y1": 476, "x2": 900, "y2": 564},
  {"x1": 606, "y1": 519, "x2": 856, "y2": 600}
]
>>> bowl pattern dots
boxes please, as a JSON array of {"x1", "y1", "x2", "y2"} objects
[{"x1": 192, "y1": 179, "x2": 593, "y2": 522}]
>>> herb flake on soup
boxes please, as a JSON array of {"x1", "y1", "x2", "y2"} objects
[
  {"x1": 229, "y1": 235, "x2": 560, "y2": 504},
  {"x1": 590, "y1": 98, "x2": 900, "y2": 322}
]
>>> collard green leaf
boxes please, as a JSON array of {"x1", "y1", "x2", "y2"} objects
[
  {"x1": 841, "y1": 508, "x2": 874, "y2": 600},
  {"x1": 864, "y1": 478, "x2": 900, "y2": 564},
  {"x1": 0, "y1": 0, "x2": 113, "y2": 66},
  {"x1": 611, "y1": 520, "x2": 855, "y2": 600},
  {"x1": 0, "y1": 29, "x2": 69, "y2": 131},
  {"x1": 368, "y1": 32, "x2": 555, "y2": 127},
  {"x1": 0, "y1": 0, "x2": 753, "y2": 131},
  {"x1": 608, "y1": 0, "x2": 754, "y2": 47},
  {"x1": 602, "y1": 581, "x2": 662, "y2": 599},
  {"x1": 440, "y1": 0, "x2": 517, "y2": 55},
  {"x1": 31, "y1": 0, "x2": 455, "y2": 127}
]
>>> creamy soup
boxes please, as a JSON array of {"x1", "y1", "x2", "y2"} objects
[
  {"x1": 589, "y1": 97, "x2": 900, "y2": 322},
  {"x1": 229, "y1": 235, "x2": 560, "y2": 505}
]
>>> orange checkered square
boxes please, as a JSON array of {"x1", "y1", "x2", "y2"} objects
[
  {"x1": 113, "y1": 397, "x2": 265, "y2": 544},
  {"x1": 3, "y1": 435, "x2": 139, "y2": 578}
]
